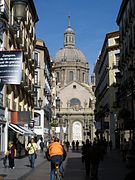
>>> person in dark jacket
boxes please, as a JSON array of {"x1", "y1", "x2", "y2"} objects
[
  {"x1": 124, "y1": 169, "x2": 135, "y2": 180},
  {"x1": 8, "y1": 141, "x2": 16, "y2": 169},
  {"x1": 83, "y1": 139, "x2": 92, "y2": 177},
  {"x1": 90, "y1": 142, "x2": 102, "y2": 180}
]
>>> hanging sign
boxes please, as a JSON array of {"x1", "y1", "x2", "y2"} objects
[{"x1": 0, "y1": 50, "x2": 23, "y2": 84}]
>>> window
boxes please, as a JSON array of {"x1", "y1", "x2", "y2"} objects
[
  {"x1": 115, "y1": 38, "x2": 119, "y2": 45},
  {"x1": 70, "y1": 98, "x2": 81, "y2": 107},
  {"x1": 34, "y1": 72, "x2": 38, "y2": 84},
  {"x1": 34, "y1": 52, "x2": 39, "y2": 66},
  {"x1": 115, "y1": 53, "x2": 120, "y2": 66},
  {"x1": 56, "y1": 72, "x2": 60, "y2": 82},
  {"x1": 34, "y1": 113, "x2": 41, "y2": 126},
  {"x1": 73, "y1": 85, "x2": 76, "y2": 89},
  {"x1": 69, "y1": 71, "x2": 74, "y2": 81}
]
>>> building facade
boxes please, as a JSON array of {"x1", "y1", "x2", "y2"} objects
[
  {"x1": 34, "y1": 39, "x2": 52, "y2": 145},
  {"x1": 0, "y1": 0, "x2": 38, "y2": 153},
  {"x1": 116, "y1": 0, "x2": 135, "y2": 141},
  {"x1": 52, "y1": 17, "x2": 95, "y2": 144},
  {"x1": 94, "y1": 31, "x2": 120, "y2": 148}
]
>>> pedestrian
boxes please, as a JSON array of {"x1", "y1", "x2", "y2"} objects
[
  {"x1": 40, "y1": 140, "x2": 45, "y2": 152},
  {"x1": 2, "y1": 151, "x2": 9, "y2": 168},
  {"x1": 90, "y1": 142, "x2": 102, "y2": 180},
  {"x1": 121, "y1": 138, "x2": 128, "y2": 161},
  {"x1": 26, "y1": 138, "x2": 38, "y2": 168},
  {"x1": 102, "y1": 137, "x2": 108, "y2": 154},
  {"x1": 65, "y1": 140, "x2": 70, "y2": 152},
  {"x1": 81, "y1": 141, "x2": 85, "y2": 163},
  {"x1": 124, "y1": 169, "x2": 135, "y2": 180},
  {"x1": 72, "y1": 140, "x2": 75, "y2": 151},
  {"x1": 83, "y1": 139, "x2": 92, "y2": 177},
  {"x1": 16, "y1": 141, "x2": 22, "y2": 158},
  {"x1": 8, "y1": 141, "x2": 16, "y2": 169},
  {"x1": 76, "y1": 140, "x2": 79, "y2": 150},
  {"x1": 109, "y1": 140, "x2": 113, "y2": 151}
]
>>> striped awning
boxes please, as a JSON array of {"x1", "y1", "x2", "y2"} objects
[{"x1": 8, "y1": 124, "x2": 35, "y2": 136}]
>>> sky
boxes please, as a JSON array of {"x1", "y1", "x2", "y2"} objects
[{"x1": 33, "y1": 0, "x2": 122, "y2": 75}]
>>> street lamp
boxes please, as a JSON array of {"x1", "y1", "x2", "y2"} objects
[
  {"x1": 13, "y1": 0, "x2": 28, "y2": 24},
  {"x1": 0, "y1": 0, "x2": 28, "y2": 31}
]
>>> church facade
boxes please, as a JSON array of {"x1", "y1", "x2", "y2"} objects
[{"x1": 52, "y1": 17, "x2": 95, "y2": 144}]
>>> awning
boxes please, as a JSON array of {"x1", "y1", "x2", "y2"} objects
[{"x1": 8, "y1": 124, "x2": 35, "y2": 136}]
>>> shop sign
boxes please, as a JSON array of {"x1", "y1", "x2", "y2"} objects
[{"x1": 0, "y1": 50, "x2": 23, "y2": 84}]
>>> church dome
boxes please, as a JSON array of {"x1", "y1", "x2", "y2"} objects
[
  {"x1": 55, "y1": 16, "x2": 87, "y2": 63},
  {"x1": 55, "y1": 47, "x2": 87, "y2": 63}
]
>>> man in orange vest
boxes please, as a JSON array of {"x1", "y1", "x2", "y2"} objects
[{"x1": 46, "y1": 137, "x2": 67, "y2": 180}]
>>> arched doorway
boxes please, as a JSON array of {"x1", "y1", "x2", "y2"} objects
[{"x1": 72, "y1": 121, "x2": 82, "y2": 142}]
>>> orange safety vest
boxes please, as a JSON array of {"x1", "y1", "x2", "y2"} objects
[{"x1": 49, "y1": 142, "x2": 64, "y2": 157}]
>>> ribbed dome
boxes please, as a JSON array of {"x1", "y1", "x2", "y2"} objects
[
  {"x1": 55, "y1": 16, "x2": 87, "y2": 63},
  {"x1": 55, "y1": 47, "x2": 87, "y2": 63}
]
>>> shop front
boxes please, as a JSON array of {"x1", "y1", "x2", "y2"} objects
[{"x1": 8, "y1": 111, "x2": 36, "y2": 157}]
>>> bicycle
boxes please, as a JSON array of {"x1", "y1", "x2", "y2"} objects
[{"x1": 54, "y1": 163, "x2": 63, "y2": 180}]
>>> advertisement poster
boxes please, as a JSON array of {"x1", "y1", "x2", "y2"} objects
[{"x1": 0, "y1": 51, "x2": 23, "y2": 84}]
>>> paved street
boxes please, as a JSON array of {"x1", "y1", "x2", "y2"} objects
[{"x1": 0, "y1": 149, "x2": 131, "y2": 180}]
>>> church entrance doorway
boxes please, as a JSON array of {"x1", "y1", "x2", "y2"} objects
[{"x1": 72, "y1": 121, "x2": 82, "y2": 143}]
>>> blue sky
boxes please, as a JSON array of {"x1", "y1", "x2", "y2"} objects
[{"x1": 34, "y1": 0, "x2": 121, "y2": 75}]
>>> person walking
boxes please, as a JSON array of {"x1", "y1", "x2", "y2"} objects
[
  {"x1": 124, "y1": 169, "x2": 135, "y2": 180},
  {"x1": 76, "y1": 140, "x2": 79, "y2": 150},
  {"x1": 72, "y1": 140, "x2": 75, "y2": 151},
  {"x1": 26, "y1": 138, "x2": 38, "y2": 168},
  {"x1": 90, "y1": 141, "x2": 102, "y2": 180},
  {"x1": 109, "y1": 140, "x2": 113, "y2": 151},
  {"x1": 40, "y1": 140, "x2": 45, "y2": 152},
  {"x1": 121, "y1": 138, "x2": 128, "y2": 161},
  {"x1": 8, "y1": 141, "x2": 16, "y2": 169},
  {"x1": 81, "y1": 141, "x2": 85, "y2": 163},
  {"x1": 65, "y1": 140, "x2": 70, "y2": 152},
  {"x1": 83, "y1": 139, "x2": 92, "y2": 177}
]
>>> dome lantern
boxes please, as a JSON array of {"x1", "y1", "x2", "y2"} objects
[{"x1": 64, "y1": 16, "x2": 75, "y2": 48}]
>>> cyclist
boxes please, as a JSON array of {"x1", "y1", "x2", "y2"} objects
[{"x1": 46, "y1": 137, "x2": 67, "y2": 180}]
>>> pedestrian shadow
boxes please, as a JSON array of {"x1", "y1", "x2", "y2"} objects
[
  {"x1": 71, "y1": 150, "x2": 81, "y2": 153},
  {"x1": 24, "y1": 165, "x2": 31, "y2": 168},
  {"x1": 64, "y1": 157, "x2": 86, "y2": 180}
]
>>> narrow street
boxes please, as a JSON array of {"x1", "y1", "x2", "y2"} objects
[{"x1": 19, "y1": 149, "x2": 129, "y2": 180}]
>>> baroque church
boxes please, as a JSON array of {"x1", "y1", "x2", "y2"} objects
[{"x1": 52, "y1": 17, "x2": 95, "y2": 144}]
